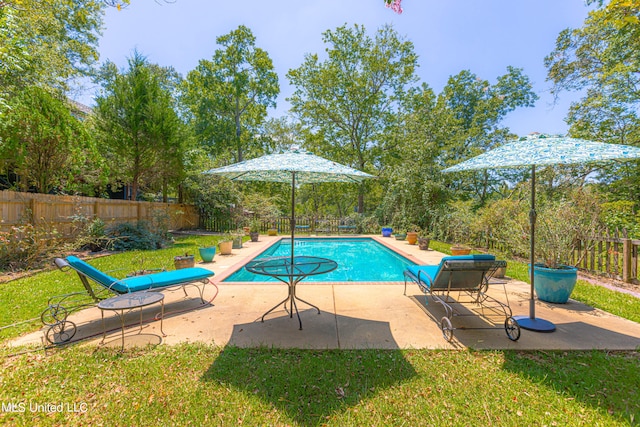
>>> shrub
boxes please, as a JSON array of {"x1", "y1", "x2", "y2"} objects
[
  {"x1": 106, "y1": 221, "x2": 168, "y2": 251},
  {"x1": 600, "y1": 200, "x2": 640, "y2": 237},
  {"x1": 498, "y1": 189, "x2": 605, "y2": 268},
  {"x1": 0, "y1": 224, "x2": 61, "y2": 271},
  {"x1": 65, "y1": 217, "x2": 113, "y2": 252}
]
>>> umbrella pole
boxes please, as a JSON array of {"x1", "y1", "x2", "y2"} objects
[
  {"x1": 514, "y1": 165, "x2": 556, "y2": 332},
  {"x1": 291, "y1": 172, "x2": 296, "y2": 268}
]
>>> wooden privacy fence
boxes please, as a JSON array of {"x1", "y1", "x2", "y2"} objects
[{"x1": 0, "y1": 190, "x2": 199, "y2": 237}]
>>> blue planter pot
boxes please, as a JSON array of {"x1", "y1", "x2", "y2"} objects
[
  {"x1": 198, "y1": 246, "x2": 216, "y2": 263},
  {"x1": 382, "y1": 227, "x2": 393, "y2": 237},
  {"x1": 531, "y1": 264, "x2": 578, "y2": 304}
]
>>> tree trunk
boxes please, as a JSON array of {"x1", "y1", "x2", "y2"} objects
[{"x1": 162, "y1": 179, "x2": 168, "y2": 203}]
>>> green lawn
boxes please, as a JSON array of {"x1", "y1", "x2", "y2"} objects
[{"x1": 1, "y1": 236, "x2": 639, "y2": 426}]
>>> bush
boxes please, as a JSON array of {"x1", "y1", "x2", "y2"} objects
[
  {"x1": 0, "y1": 224, "x2": 61, "y2": 271},
  {"x1": 65, "y1": 217, "x2": 113, "y2": 252},
  {"x1": 347, "y1": 212, "x2": 378, "y2": 234},
  {"x1": 600, "y1": 200, "x2": 640, "y2": 237},
  {"x1": 106, "y1": 221, "x2": 168, "y2": 251}
]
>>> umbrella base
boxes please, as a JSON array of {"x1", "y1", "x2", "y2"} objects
[{"x1": 513, "y1": 315, "x2": 556, "y2": 332}]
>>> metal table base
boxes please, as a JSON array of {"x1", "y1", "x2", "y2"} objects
[{"x1": 98, "y1": 292, "x2": 166, "y2": 350}]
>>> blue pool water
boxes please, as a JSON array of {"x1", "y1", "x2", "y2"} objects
[{"x1": 223, "y1": 238, "x2": 415, "y2": 282}]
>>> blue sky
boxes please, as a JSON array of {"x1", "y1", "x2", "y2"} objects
[{"x1": 80, "y1": 0, "x2": 593, "y2": 137}]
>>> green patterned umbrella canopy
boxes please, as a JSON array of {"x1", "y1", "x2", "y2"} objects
[
  {"x1": 206, "y1": 148, "x2": 374, "y2": 183},
  {"x1": 443, "y1": 133, "x2": 640, "y2": 172},
  {"x1": 443, "y1": 133, "x2": 640, "y2": 333}
]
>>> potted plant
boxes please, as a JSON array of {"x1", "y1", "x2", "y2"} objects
[
  {"x1": 174, "y1": 253, "x2": 195, "y2": 269},
  {"x1": 266, "y1": 217, "x2": 278, "y2": 236},
  {"x1": 450, "y1": 244, "x2": 471, "y2": 256},
  {"x1": 406, "y1": 225, "x2": 420, "y2": 245},
  {"x1": 494, "y1": 263, "x2": 507, "y2": 278},
  {"x1": 507, "y1": 194, "x2": 603, "y2": 304},
  {"x1": 198, "y1": 239, "x2": 217, "y2": 263},
  {"x1": 381, "y1": 226, "x2": 393, "y2": 237},
  {"x1": 217, "y1": 234, "x2": 234, "y2": 255},
  {"x1": 249, "y1": 218, "x2": 261, "y2": 242},
  {"x1": 394, "y1": 231, "x2": 407, "y2": 240},
  {"x1": 418, "y1": 232, "x2": 431, "y2": 250},
  {"x1": 231, "y1": 230, "x2": 244, "y2": 249},
  {"x1": 391, "y1": 216, "x2": 409, "y2": 241}
]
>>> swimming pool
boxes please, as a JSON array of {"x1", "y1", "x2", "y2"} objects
[{"x1": 223, "y1": 238, "x2": 416, "y2": 282}]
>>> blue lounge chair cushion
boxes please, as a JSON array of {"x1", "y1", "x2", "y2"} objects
[
  {"x1": 406, "y1": 254, "x2": 497, "y2": 290},
  {"x1": 67, "y1": 256, "x2": 119, "y2": 289},
  {"x1": 439, "y1": 254, "x2": 495, "y2": 263},
  {"x1": 121, "y1": 268, "x2": 214, "y2": 292},
  {"x1": 406, "y1": 265, "x2": 440, "y2": 285},
  {"x1": 66, "y1": 255, "x2": 214, "y2": 294}
]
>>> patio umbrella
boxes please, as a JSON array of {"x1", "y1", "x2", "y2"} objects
[
  {"x1": 443, "y1": 133, "x2": 640, "y2": 332},
  {"x1": 205, "y1": 147, "x2": 374, "y2": 266}
]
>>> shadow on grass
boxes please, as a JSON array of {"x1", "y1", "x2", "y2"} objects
[
  {"x1": 202, "y1": 314, "x2": 417, "y2": 426},
  {"x1": 203, "y1": 347, "x2": 417, "y2": 426},
  {"x1": 502, "y1": 350, "x2": 640, "y2": 425}
]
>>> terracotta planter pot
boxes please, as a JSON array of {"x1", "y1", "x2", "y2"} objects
[
  {"x1": 406, "y1": 232, "x2": 418, "y2": 245},
  {"x1": 451, "y1": 247, "x2": 471, "y2": 256}
]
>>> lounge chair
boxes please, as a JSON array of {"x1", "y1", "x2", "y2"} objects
[
  {"x1": 42, "y1": 256, "x2": 214, "y2": 344},
  {"x1": 403, "y1": 254, "x2": 520, "y2": 342}
]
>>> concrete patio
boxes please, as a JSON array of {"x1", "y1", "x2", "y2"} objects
[{"x1": 10, "y1": 235, "x2": 640, "y2": 351}]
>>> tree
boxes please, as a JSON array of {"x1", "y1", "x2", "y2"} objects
[
  {"x1": 0, "y1": 0, "x2": 103, "y2": 110},
  {"x1": 545, "y1": 0, "x2": 640, "y2": 205},
  {"x1": 93, "y1": 52, "x2": 184, "y2": 200},
  {"x1": 437, "y1": 68, "x2": 538, "y2": 205},
  {"x1": 0, "y1": 87, "x2": 94, "y2": 193},
  {"x1": 287, "y1": 24, "x2": 418, "y2": 213},
  {"x1": 377, "y1": 83, "x2": 455, "y2": 232},
  {"x1": 183, "y1": 25, "x2": 279, "y2": 163},
  {"x1": 546, "y1": 1, "x2": 640, "y2": 105}
]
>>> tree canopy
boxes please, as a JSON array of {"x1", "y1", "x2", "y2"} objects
[
  {"x1": 93, "y1": 52, "x2": 185, "y2": 200},
  {"x1": 183, "y1": 25, "x2": 279, "y2": 164},
  {"x1": 0, "y1": 0, "x2": 103, "y2": 111},
  {"x1": 288, "y1": 24, "x2": 418, "y2": 212},
  {"x1": 545, "y1": 0, "x2": 640, "y2": 205},
  {"x1": 0, "y1": 86, "x2": 94, "y2": 193}
]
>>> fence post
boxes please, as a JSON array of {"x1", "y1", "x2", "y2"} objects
[
  {"x1": 622, "y1": 238, "x2": 632, "y2": 283},
  {"x1": 30, "y1": 198, "x2": 38, "y2": 225}
]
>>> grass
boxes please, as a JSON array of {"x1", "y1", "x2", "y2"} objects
[
  {"x1": 1, "y1": 344, "x2": 638, "y2": 426},
  {"x1": 1, "y1": 236, "x2": 639, "y2": 426},
  {"x1": 0, "y1": 234, "x2": 235, "y2": 341}
]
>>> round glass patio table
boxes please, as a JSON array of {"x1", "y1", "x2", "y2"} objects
[{"x1": 245, "y1": 256, "x2": 338, "y2": 330}]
